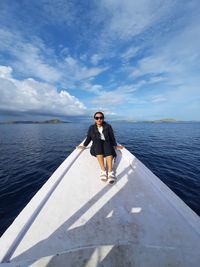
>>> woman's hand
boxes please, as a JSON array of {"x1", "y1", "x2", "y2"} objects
[
  {"x1": 115, "y1": 145, "x2": 124, "y2": 150},
  {"x1": 76, "y1": 145, "x2": 86, "y2": 149}
]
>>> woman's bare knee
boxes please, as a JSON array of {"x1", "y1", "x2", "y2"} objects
[{"x1": 96, "y1": 154, "x2": 104, "y2": 158}]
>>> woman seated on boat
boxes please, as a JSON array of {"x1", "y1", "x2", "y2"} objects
[{"x1": 77, "y1": 111, "x2": 124, "y2": 184}]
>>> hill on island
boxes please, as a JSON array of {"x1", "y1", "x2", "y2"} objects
[{"x1": 0, "y1": 119, "x2": 70, "y2": 124}]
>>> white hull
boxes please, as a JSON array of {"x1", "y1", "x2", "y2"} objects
[{"x1": 0, "y1": 140, "x2": 199, "y2": 266}]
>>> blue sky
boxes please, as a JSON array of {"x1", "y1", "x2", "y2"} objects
[{"x1": 0, "y1": 0, "x2": 200, "y2": 121}]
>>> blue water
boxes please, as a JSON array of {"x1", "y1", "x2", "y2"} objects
[{"x1": 0, "y1": 122, "x2": 199, "y2": 236}]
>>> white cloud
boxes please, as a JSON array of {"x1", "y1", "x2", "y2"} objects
[
  {"x1": 81, "y1": 82, "x2": 104, "y2": 94},
  {"x1": 0, "y1": 65, "x2": 87, "y2": 116},
  {"x1": 151, "y1": 94, "x2": 167, "y2": 103},
  {"x1": 116, "y1": 84, "x2": 138, "y2": 94},
  {"x1": 65, "y1": 56, "x2": 77, "y2": 66},
  {"x1": 40, "y1": 0, "x2": 76, "y2": 25},
  {"x1": 0, "y1": 0, "x2": 76, "y2": 30},
  {"x1": 148, "y1": 76, "x2": 168, "y2": 84},
  {"x1": 0, "y1": 28, "x2": 109, "y2": 86},
  {"x1": 121, "y1": 46, "x2": 139, "y2": 62},
  {"x1": 98, "y1": 0, "x2": 174, "y2": 41},
  {"x1": 130, "y1": 55, "x2": 175, "y2": 78},
  {"x1": 63, "y1": 55, "x2": 108, "y2": 82},
  {"x1": 130, "y1": 15, "x2": 200, "y2": 84},
  {"x1": 90, "y1": 54, "x2": 103, "y2": 65},
  {"x1": 90, "y1": 83, "x2": 139, "y2": 106},
  {"x1": 92, "y1": 91, "x2": 124, "y2": 105},
  {"x1": 0, "y1": 65, "x2": 12, "y2": 79},
  {"x1": 0, "y1": 28, "x2": 61, "y2": 83},
  {"x1": 61, "y1": 54, "x2": 108, "y2": 85}
]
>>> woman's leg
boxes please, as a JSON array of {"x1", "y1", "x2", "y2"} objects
[
  {"x1": 106, "y1": 155, "x2": 113, "y2": 172},
  {"x1": 96, "y1": 155, "x2": 106, "y2": 171},
  {"x1": 103, "y1": 141, "x2": 114, "y2": 172},
  {"x1": 94, "y1": 140, "x2": 106, "y2": 171}
]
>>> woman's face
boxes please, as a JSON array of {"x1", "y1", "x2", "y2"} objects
[{"x1": 94, "y1": 113, "x2": 104, "y2": 126}]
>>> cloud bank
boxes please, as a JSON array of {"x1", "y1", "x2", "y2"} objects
[{"x1": 0, "y1": 65, "x2": 87, "y2": 117}]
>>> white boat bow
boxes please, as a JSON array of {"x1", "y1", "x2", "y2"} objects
[{"x1": 0, "y1": 140, "x2": 199, "y2": 266}]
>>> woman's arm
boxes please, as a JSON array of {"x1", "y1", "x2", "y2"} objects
[
  {"x1": 108, "y1": 124, "x2": 117, "y2": 146},
  {"x1": 108, "y1": 124, "x2": 124, "y2": 149},
  {"x1": 83, "y1": 126, "x2": 92, "y2": 147}
]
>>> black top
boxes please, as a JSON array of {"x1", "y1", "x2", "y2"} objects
[{"x1": 83, "y1": 121, "x2": 117, "y2": 147}]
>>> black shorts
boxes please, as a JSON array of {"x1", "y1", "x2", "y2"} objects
[{"x1": 90, "y1": 139, "x2": 117, "y2": 158}]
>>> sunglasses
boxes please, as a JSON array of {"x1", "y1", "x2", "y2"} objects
[{"x1": 95, "y1": 116, "x2": 104, "y2": 120}]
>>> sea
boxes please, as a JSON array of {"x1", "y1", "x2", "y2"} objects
[{"x1": 0, "y1": 122, "x2": 199, "y2": 236}]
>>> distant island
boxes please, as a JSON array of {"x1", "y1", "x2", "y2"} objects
[
  {"x1": 111, "y1": 118, "x2": 199, "y2": 123},
  {"x1": 140, "y1": 118, "x2": 199, "y2": 123},
  {"x1": 0, "y1": 118, "x2": 199, "y2": 124},
  {"x1": 0, "y1": 119, "x2": 70, "y2": 124},
  {"x1": 142, "y1": 118, "x2": 179, "y2": 123}
]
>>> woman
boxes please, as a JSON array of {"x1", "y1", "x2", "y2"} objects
[{"x1": 77, "y1": 111, "x2": 124, "y2": 184}]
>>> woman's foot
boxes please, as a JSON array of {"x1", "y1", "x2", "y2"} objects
[
  {"x1": 100, "y1": 169, "x2": 108, "y2": 182},
  {"x1": 107, "y1": 170, "x2": 116, "y2": 184}
]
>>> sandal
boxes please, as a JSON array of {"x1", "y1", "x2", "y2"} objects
[
  {"x1": 100, "y1": 170, "x2": 107, "y2": 182},
  {"x1": 107, "y1": 171, "x2": 116, "y2": 184}
]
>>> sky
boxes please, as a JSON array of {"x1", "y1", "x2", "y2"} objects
[{"x1": 0, "y1": 0, "x2": 200, "y2": 121}]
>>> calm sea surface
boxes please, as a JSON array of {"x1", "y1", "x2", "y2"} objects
[{"x1": 0, "y1": 122, "x2": 199, "y2": 236}]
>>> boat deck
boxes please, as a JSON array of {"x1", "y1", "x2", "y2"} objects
[{"x1": 0, "y1": 141, "x2": 199, "y2": 266}]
